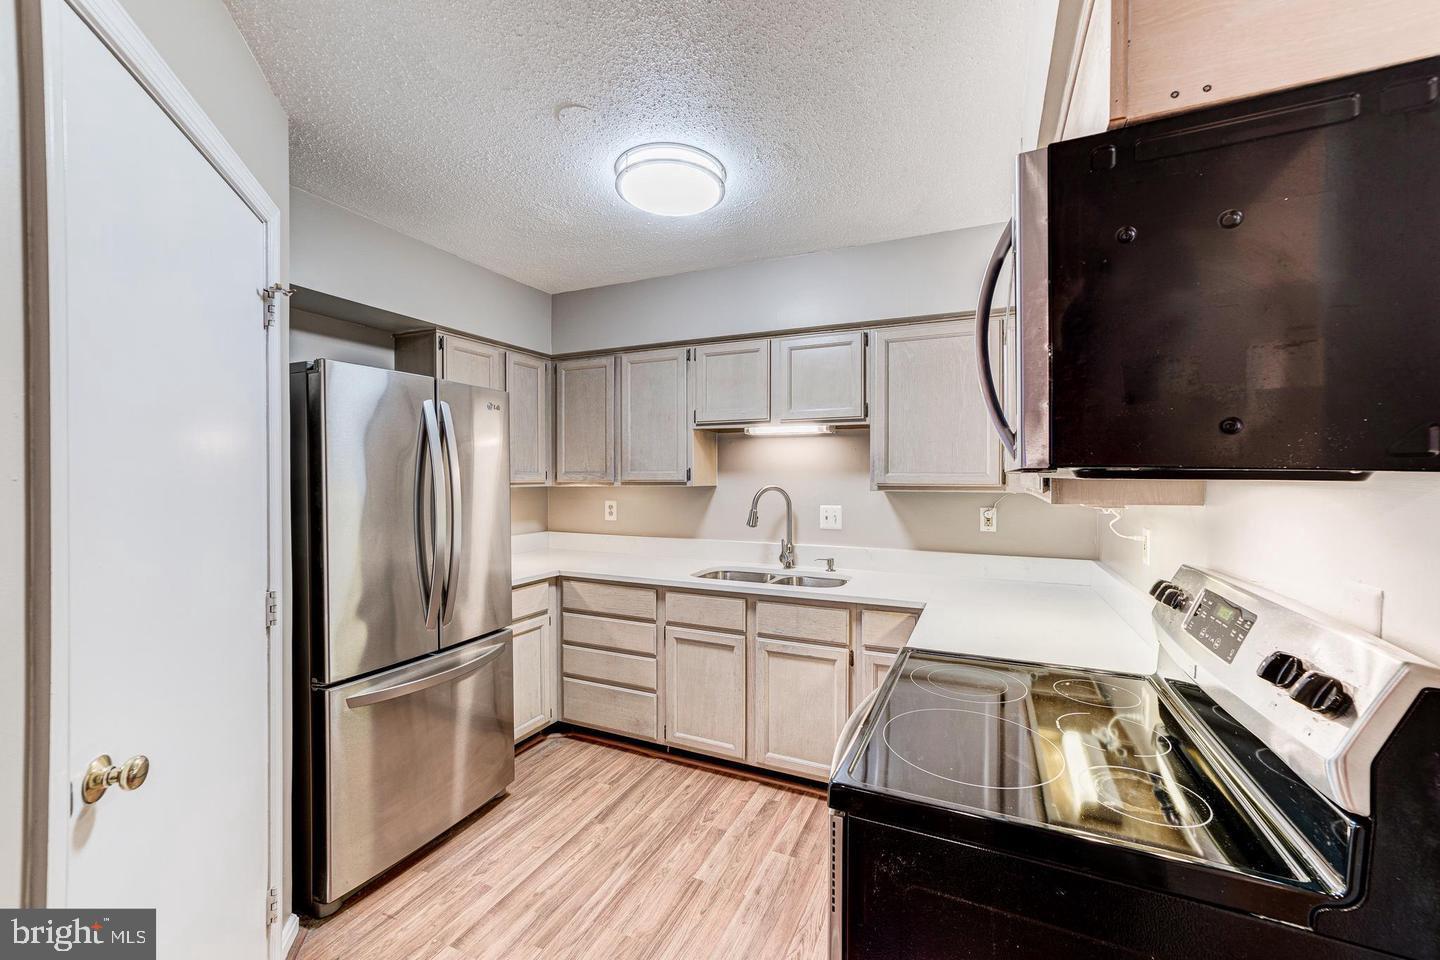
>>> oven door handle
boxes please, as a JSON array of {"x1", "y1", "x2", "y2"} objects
[
  {"x1": 975, "y1": 220, "x2": 1018, "y2": 459},
  {"x1": 832, "y1": 684, "x2": 884, "y2": 778}
]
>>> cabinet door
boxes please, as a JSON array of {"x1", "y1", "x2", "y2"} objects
[
  {"x1": 665, "y1": 626, "x2": 745, "y2": 760},
  {"x1": 774, "y1": 331, "x2": 866, "y2": 421},
  {"x1": 870, "y1": 320, "x2": 1002, "y2": 487},
  {"x1": 440, "y1": 334, "x2": 506, "y2": 389},
  {"x1": 692, "y1": 339, "x2": 770, "y2": 424},
  {"x1": 512, "y1": 615, "x2": 554, "y2": 742},
  {"x1": 555, "y1": 356, "x2": 616, "y2": 483},
  {"x1": 506, "y1": 352, "x2": 551, "y2": 484},
  {"x1": 619, "y1": 348, "x2": 689, "y2": 482},
  {"x1": 854, "y1": 649, "x2": 898, "y2": 707},
  {"x1": 751, "y1": 637, "x2": 849, "y2": 779}
]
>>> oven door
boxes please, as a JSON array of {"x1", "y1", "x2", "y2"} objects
[{"x1": 974, "y1": 147, "x2": 1052, "y2": 472}]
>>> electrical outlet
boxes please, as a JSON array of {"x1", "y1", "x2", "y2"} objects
[
  {"x1": 819, "y1": 505, "x2": 842, "y2": 530},
  {"x1": 980, "y1": 507, "x2": 998, "y2": 533},
  {"x1": 604, "y1": 500, "x2": 618, "y2": 522},
  {"x1": 1142, "y1": 528, "x2": 1152, "y2": 566}
]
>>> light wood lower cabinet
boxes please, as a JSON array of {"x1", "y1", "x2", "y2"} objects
[
  {"x1": 854, "y1": 648, "x2": 899, "y2": 706},
  {"x1": 512, "y1": 614, "x2": 554, "y2": 742},
  {"x1": 664, "y1": 626, "x2": 746, "y2": 761},
  {"x1": 751, "y1": 636, "x2": 850, "y2": 779}
]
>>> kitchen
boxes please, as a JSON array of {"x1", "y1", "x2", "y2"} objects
[{"x1": 4, "y1": 1, "x2": 1440, "y2": 959}]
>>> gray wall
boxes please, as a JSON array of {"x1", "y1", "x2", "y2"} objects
[
  {"x1": 549, "y1": 433, "x2": 1098, "y2": 558},
  {"x1": 289, "y1": 309, "x2": 395, "y2": 369},
  {"x1": 292, "y1": 188, "x2": 552, "y2": 355},
  {"x1": 1, "y1": 0, "x2": 23, "y2": 910},
  {"x1": 1101, "y1": 475, "x2": 1440, "y2": 662},
  {"x1": 551, "y1": 223, "x2": 1006, "y2": 354}
]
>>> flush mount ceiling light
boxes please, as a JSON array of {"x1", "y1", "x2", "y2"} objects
[
  {"x1": 743, "y1": 424, "x2": 836, "y2": 437},
  {"x1": 614, "y1": 142, "x2": 726, "y2": 217}
]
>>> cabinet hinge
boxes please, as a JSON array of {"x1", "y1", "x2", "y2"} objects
[
  {"x1": 265, "y1": 590, "x2": 279, "y2": 628},
  {"x1": 265, "y1": 887, "x2": 279, "y2": 926},
  {"x1": 849, "y1": 650, "x2": 855, "y2": 666},
  {"x1": 258, "y1": 284, "x2": 294, "y2": 329},
  {"x1": 686, "y1": 467, "x2": 692, "y2": 483}
]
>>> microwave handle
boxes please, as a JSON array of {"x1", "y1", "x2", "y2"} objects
[{"x1": 975, "y1": 220, "x2": 1017, "y2": 459}]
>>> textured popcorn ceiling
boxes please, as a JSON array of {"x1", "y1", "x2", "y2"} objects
[{"x1": 227, "y1": 0, "x2": 1046, "y2": 293}]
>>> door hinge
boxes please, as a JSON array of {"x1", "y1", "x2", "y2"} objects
[
  {"x1": 265, "y1": 590, "x2": 279, "y2": 628},
  {"x1": 265, "y1": 887, "x2": 279, "y2": 926},
  {"x1": 259, "y1": 284, "x2": 294, "y2": 329}
]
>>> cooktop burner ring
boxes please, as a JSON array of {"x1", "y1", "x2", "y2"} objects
[
  {"x1": 911, "y1": 665, "x2": 1029, "y2": 704},
  {"x1": 881, "y1": 708, "x2": 1067, "y2": 790},
  {"x1": 1052, "y1": 678, "x2": 1143, "y2": 710},
  {"x1": 1055, "y1": 712, "x2": 1173, "y2": 760},
  {"x1": 1088, "y1": 765, "x2": 1214, "y2": 829}
]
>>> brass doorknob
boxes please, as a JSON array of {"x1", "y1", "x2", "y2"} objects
[{"x1": 82, "y1": 754, "x2": 150, "y2": 805}]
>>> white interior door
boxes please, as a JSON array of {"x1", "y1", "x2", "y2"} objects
[{"x1": 46, "y1": 4, "x2": 273, "y2": 957}]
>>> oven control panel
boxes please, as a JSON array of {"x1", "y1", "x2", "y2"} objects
[{"x1": 1183, "y1": 590, "x2": 1256, "y2": 663}]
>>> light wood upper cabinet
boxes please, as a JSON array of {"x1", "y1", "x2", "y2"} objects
[
  {"x1": 512, "y1": 613, "x2": 554, "y2": 742},
  {"x1": 395, "y1": 330, "x2": 506, "y2": 389},
  {"x1": 773, "y1": 331, "x2": 866, "y2": 422},
  {"x1": 869, "y1": 320, "x2": 1002, "y2": 488},
  {"x1": 692, "y1": 339, "x2": 771, "y2": 424},
  {"x1": 555, "y1": 356, "x2": 616, "y2": 484},
  {"x1": 619, "y1": 348, "x2": 690, "y2": 483},
  {"x1": 440, "y1": 335, "x2": 505, "y2": 388},
  {"x1": 665, "y1": 625, "x2": 746, "y2": 761},
  {"x1": 506, "y1": 351, "x2": 551, "y2": 485},
  {"x1": 750, "y1": 636, "x2": 849, "y2": 780}
]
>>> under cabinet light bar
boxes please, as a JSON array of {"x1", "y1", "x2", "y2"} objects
[{"x1": 742, "y1": 424, "x2": 836, "y2": 437}]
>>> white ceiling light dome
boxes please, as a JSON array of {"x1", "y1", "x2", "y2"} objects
[{"x1": 614, "y1": 142, "x2": 726, "y2": 217}]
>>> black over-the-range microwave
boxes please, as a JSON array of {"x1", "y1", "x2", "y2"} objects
[{"x1": 974, "y1": 56, "x2": 1440, "y2": 479}]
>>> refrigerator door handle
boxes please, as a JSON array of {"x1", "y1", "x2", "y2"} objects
[
  {"x1": 975, "y1": 219, "x2": 1018, "y2": 459},
  {"x1": 438, "y1": 399, "x2": 464, "y2": 626},
  {"x1": 415, "y1": 399, "x2": 446, "y2": 629},
  {"x1": 343, "y1": 642, "x2": 505, "y2": 709}
]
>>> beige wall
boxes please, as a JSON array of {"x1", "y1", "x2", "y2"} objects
[
  {"x1": 1101, "y1": 475, "x2": 1440, "y2": 662},
  {"x1": 511, "y1": 488, "x2": 548, "y2": 535},
  {"x1": 548, "y1": 432, "x2": 1099, "y2": 559}
]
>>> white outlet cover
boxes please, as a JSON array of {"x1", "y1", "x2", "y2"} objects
[
  {"x1": 819, "y1": 505, "x2": 842, "y2": 530},
  {"x1": 604, "y1": 500, "x2": 618, "y2": 522}
]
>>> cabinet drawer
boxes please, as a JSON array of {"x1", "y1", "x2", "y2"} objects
[
  {"x1": 561, "y1": 612, "x2": 657, "y2": 655},
  {"x1": 563, "y1": 677, "x2": 657, "y2": 740},
  {"x1": 562, "y1": 643, "x2": 656, "y2": 691},
  {"x1": 860, "y1": 609, "x2": 918, "y2": 651},
  {"x1": 562, "y1": 579, "x2": 657, "y2": 621},
  {"x1": 755, "y1": 600, "x2": 849, "y2": 646},
  {"x1": 665, "y1": 591, "x2": 746, "y2": 632},
  {"x1": 511, "y1": 580, "x2": 551, "y2": 621}
]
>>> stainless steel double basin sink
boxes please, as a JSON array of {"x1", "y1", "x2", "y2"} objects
[{"x1": 692, "y1": 568, "x2": 848, "y2": 589}]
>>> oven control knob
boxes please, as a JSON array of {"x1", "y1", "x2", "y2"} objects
[
  {"x1": 1257, "y1": 652, "x2": 1305, "y2": 688},
  {"x1": 1160, "y1": 585, "x2": 1190, "y2": 610},
  {"x1": 1290, "y1": 672, "x2": 1352, "y2": 717},
  {"x1": 1149, "y1": 579, "x2": 1173, "y2": 599}
]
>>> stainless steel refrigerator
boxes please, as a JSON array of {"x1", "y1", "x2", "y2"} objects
[{"x1": 290, "y1": 358, "x2": 514, "y2": 917}]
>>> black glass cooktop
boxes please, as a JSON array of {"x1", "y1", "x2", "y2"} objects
[{"x1": 832, "y1": 649, "x2": 1349, "y2": 893}]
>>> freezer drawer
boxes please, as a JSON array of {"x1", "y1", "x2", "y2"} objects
[{"x1": 317, "y1": 632, "x2": 514, "y2": 904}]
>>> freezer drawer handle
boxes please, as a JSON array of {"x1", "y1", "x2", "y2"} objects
[{"x1": 344, "y1": 643, "x2": 504, "y2": 709}]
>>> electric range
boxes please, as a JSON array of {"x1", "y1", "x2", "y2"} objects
[{"x1": 828, "y1": 566, "x2": 1440, "y2": 960}]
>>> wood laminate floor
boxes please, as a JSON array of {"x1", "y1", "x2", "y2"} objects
[{"x1": 299, "y1": 735, "x2": 829, "y2": 960}]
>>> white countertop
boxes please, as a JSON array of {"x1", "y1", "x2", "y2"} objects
[{"x1": 512, "y1": 533, "x2": 1159, "y2": 675}]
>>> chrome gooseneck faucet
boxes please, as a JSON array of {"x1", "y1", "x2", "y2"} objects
[{"x1": 747, "y1": 485, "x2": 796, "y2": 569}]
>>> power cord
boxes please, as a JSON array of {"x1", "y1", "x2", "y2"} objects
[{"x1": 1100, "y1": 508, "x2": 1146, "y2": 543}]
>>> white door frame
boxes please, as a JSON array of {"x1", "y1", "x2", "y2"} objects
[{"x1": 27, "y1": 0, "x2": 291, "y2": 954}]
